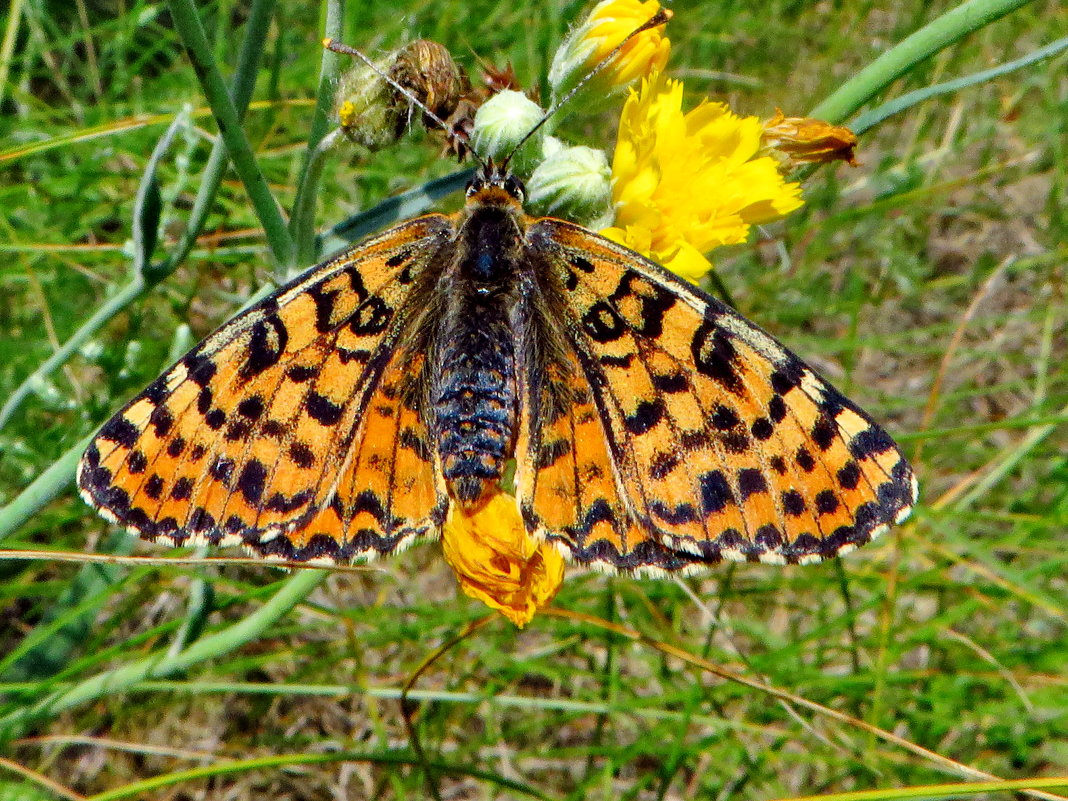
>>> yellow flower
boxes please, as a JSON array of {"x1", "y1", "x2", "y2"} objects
[
  {"x1": 601, "y1": 73, "x2": 804, "y2": 283},
  {"x1": 549, "y1": 0, "x2": 671, "y2": 99},
  {"x1": 761, "y1": 109, "x2": 859, "y2": 168},
  {"x1": 441, "y1": 493, "x2": 565, "y2": 628}
]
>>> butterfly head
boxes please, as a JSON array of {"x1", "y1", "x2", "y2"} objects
[{"x1": 465, "y1": 160, "x2": 526, "y2": 209}]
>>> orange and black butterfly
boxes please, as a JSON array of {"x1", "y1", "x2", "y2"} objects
[{"x1": 78, "y1": 155, "x2": 917, "y2": 573}]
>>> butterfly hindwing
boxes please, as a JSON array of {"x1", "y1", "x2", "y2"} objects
[
  {"x1": 78, "y1": 215, "x2": 453, "y2": 562},
  {"x1": 515, "y1": 344, "x2": 722, "y2": 575},
  {"x1": 519, "y1": 218, "x2": 917, "y2": 569}
]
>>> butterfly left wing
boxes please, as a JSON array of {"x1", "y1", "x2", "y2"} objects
[
  {"x1": 517, "y1": 218, "x2": 917, "y2": 570},
  {"x1": 78, "y1": 215, "x2": 452, "y2": 562}
]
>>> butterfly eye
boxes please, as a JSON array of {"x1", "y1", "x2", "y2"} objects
[{"x1": 504, "y1": 174, "x2": 526, "y2": 203}]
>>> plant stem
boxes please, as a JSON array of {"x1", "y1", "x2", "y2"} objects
[
  {"x1": 289, "y1": 0, "x2": 346, "y2": 271},
  {"x1": 167, "y1": 0, "x2": 295, "y2": 268}
]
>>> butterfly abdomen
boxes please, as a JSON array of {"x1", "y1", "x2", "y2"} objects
[{"x1": 431, "y1": 201, "x2": 525, "y2": 508}]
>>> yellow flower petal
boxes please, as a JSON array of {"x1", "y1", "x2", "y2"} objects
[
  {"x1": 663, "y1": 241, "x2": 714, "y2": 283},
  {"x1": 549, "y1": 0, "x2": 670, "y2": 98},
  {"x1": 441, "y1": 494, "x2": 565, "y2": 628},
  {"x1": 603, "y1": 72, "x2": 804, "y2": 282}
]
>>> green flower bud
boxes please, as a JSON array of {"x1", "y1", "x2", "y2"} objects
[
  {"x1": 526, "y1": 138, "x2": 612, "y2": 227},
  {"x1": 469, "y1": 90, "x2": 544, "y2": 175}
]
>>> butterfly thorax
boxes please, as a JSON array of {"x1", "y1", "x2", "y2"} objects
[{"x1": 430, "y1": 182, "x2": 527, "y2": 509}]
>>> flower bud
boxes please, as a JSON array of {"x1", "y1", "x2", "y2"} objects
[
  {"x1": 469, "y1": 89, "x2": 545, "y2": 174},
  {"x1": 549, "y1": 0, "x2": 670, "y2": 103},
  {"x1": 527, "y1": 138, "x2": 612, "y2": 227}
]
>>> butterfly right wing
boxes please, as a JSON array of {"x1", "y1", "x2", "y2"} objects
[
  {"x1": 78, "y1": 215, "x2": 453, "y2": 562},
  {"x1": 517, "y1": 218, "x2": 916, "y2": 571}
]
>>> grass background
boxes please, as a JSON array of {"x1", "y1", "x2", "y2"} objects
[{"x1": 1, "y1": 0, "x2": 1066, "y2": 799}]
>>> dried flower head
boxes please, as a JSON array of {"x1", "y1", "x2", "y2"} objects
[
  {"x1": 442, "y1": 493, "x2": 565, "y2": 628},
  {"x1": 332, "y1": 39, "x2": 468, "y2": 150},
  {"x1": 761, "y1": 109, "x2": 859, "y2": 169}
]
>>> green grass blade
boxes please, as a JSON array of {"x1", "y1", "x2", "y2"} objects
[{"x1": 809, "y1": 0, "x2": 1037, "y2": 122}]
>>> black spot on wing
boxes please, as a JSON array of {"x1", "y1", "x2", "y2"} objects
[
  {"x1": 837, "y1": 461, "x2": 861, "y2": 489},
  {"x1": 768, "y1": 395, "x2": 787, "y2": 423},
  {"x1": 769, "y1": 359, "x2": 804, "y2": 395},
  {"x1": 609, "y1": 270, "x2": 676, "y2": 337},
  {"x1": 170, "y1": 477, "x2": 194, "y2": 501},
  {"x1": 582, "y1": 301, "x2": 626, "y2": 343},
  {"x1": 649, "y1": 450, "x2": 678, "y2": 480},
  {"x1": 692, "y1": 319, "x2": 743, "y2": 394},
  {"x1": 127, "y1": 450, "x2": 147, "y2": 474},
  {"x1": 289, "y1": 441, "x2": 315, "y2": 468},
  {"x1": 624, "y1": 399, "x2": 665, "y2": 435},
  {"x1": 399, "y1": 427, "x2": 432, "y2": 461},
  {"x1": 755, "y1": 523, "x2": 785, "y2": 550},
  {"x1": 698, "y1": 470, "x2": 733, "y2": 515},
  {"x1": 242, "y1": 313, "x2": 289, "y2": 377},
  {"x1": 537, "y1": 438, "x2": 572, "y2": 469},
  {"x1": 348, "y1": 297, "x2": 392, "y2": 336},
  {"x1": 308, "y1": 283, "x2": 340, "y2": 332},
  {"x1": 144, "y1": 474, "x2": 164, "y2": 500},
  {"x1": 224, "y1": 420, "x2": 251, "y2": 441},
  {"x1": 287, "y1": 365, "x2": 319, "y2": 383},
  {"x1": 386, "y1": 250, "x2": 411, "y2": 268},
  {"x1": 571, "y1": 255, "x2": 595, "y2": 273},
  {"x1": 812, "y1": 415, "x2": 837, "y2": 451},
  {"x1": 721, "y1": 431, "x2": 750, "y2": 454},
  {"x1": 848, "y1": 426, "x2": 897, "y2": 460},
  {"x1": 815, "y1": 490, "x2": 839, "y2": 515},
  {"x1": 599, "y1": 353, "x2": 634, "y2": 369},
  {"x1": 781, "y1": 490, "x2": 806, "y2": 516},
  {"x1": 237, "y1": 396, "x2": 265, "y2": 419},
  {"x1": 737, "y1": 468, "x2": 768, "y2": 500},
  {"x1": 184, "y1": 352, "x2": 217, "y2": 387},
  {"x1": 237, "y1": 460, "x2": 267, "y2": 505},
  {"x1": 210, "y1": 456, "x2": 235, "y2": 485},
  {"x1": 307, "y1": 393, "x2": 344, "y2": 426},
  {"x1": 711, "y1": 404, "x2": 740, "y2": 430},
  {"x1": 751, "y1": 418, "x2": 774, "y2": 440},
  {"x1": 264, "y1": 489, "x2": 313, "y2": 514},
  {"x1": 150, "y1": 406, "x2": 174, "y2": 437},
  {"x1": 652, "y1": 372, "x2": 689, "y2": 393},
  {"x1": 651, "y1": 500, "x2": 698, "y2": 525},
  {"x1": 99, "y1": 416, "x2": 138, "y2": 448},
  {"x1": 196, "y1": 386, "x2": 213, "y2": 415}
]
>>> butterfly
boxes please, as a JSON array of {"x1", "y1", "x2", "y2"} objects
[{"x1": 78, "y1": 160, "x2": 917, "y2": 574}]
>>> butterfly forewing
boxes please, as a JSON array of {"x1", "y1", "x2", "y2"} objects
[
  {"x1": 78, "y1": 215, "x2": 452, "y2": 561},
  {"x1": 520, "y1": 219, "x2": 917, "y2": 568}
]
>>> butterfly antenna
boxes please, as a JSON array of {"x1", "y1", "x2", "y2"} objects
[
  {"x1": 500, "y1": 8, "x2": 671, "y2": 171},
  {"x1": 323, "y1": 38, "x2": 484, "y2": 166}
]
